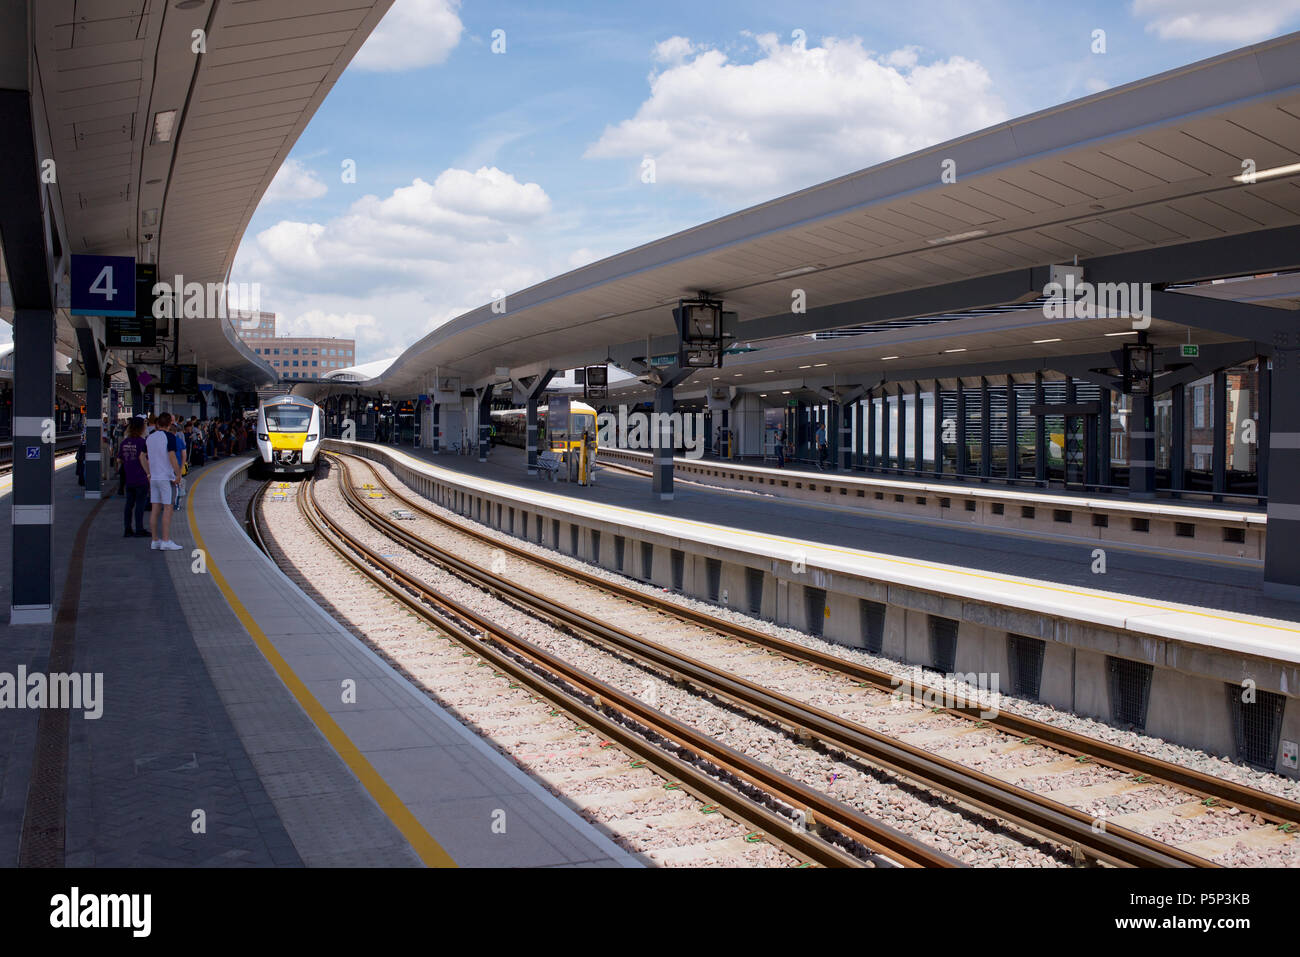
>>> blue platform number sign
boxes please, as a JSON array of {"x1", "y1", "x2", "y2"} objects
[
  {"x1": 71, "y1": 254, "x2": 136, "y2": 317},
  {"x1": 25, "y1": 446, "x2": 40, "y2": 459}
]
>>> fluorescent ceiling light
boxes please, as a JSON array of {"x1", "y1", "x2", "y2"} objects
[
  {"x1": 152, "y1": 110, "x2": 177, "y2": 143},
  {"x1": 881, "y1": 355, "x2": 900, "y2": 360},
  {"x1": 1104, "y1": 330, "x2": 1138, "y2": 337},
  {"x1": 944, "y1": 348, "x2": 967, "y2": 353},
  {"x1": 763, "y1": 369, "x2": 776, "y2": 373},
  {"x1": 1233, "y1": 162, "x2": 1300, "y2": 184},
  {"x1": 926, "y1": 229, "x2": 988, "y2": 245},
  {"x1": 775, "y1": 264, "x2": 823, "y2": 278},
  {"x1": 1033, "y1": 338, "x2": 1062, "y2": 344},
  {"x1": 813, "y1": 362, "x2": 828, "y2": 367},
  {"x1": 799, "y1": 364, "x2": 812, "y2": 369},
  {"x1": 781, "y1": 390, "x2": 791, "y2": 394}
]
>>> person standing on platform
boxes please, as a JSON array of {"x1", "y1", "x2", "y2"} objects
[
  {"x1": 775, "y1": 428, "x2": 786, "y2": 468},
  {"x1": 144, "y1": 411, "x2": 183, "y2": 551},
  {"x1": 118, "y1": 417, "x2": 150, "y2": 537},
  {"x1": 815, "y1": 422, "x2": 828, "y2": 470}
]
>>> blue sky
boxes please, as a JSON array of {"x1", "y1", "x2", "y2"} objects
[{"x1": 218, "y1": 1, "x2": 1300, "y2": 363}]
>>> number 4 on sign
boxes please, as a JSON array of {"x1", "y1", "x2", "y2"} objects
[{"x1": 90, "y1": 266, "x2": 116, "y2": 300}]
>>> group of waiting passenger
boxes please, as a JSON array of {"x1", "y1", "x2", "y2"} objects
[{"x1": 102, "y1": 412, "x2": 254, "y2": 549}]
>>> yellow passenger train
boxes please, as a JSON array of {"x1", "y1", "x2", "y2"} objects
[
  {"x1": 255, "y1": 395, "x2": 323, "y2": 476},
  {"x1": 491, "y1": 401, "x2": 599, "y2": 454}
]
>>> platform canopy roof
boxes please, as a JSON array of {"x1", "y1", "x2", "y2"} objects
[
  {"x1": 306, "y1": 30, "x2": 1300, "y2": 402},
  {"x1": 2, "y1": 0, "x2": 393, "y2": 390}
]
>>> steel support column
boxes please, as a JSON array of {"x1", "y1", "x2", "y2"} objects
[
  {"x1": 74, "y1": 327, "x2": 103, "y2": 499},
  {"x1": 1264, "y1": 348, "x2": 1300, "y2": 596},
  {"x1": 10, "y1": 309, "x2": 55, "y2": 624},
  {"x1": 477, "y1": 388, "x2": 492, "y2": 462},
  {"x1": 866, "y1": 389, "x2": 876, "y2": 469},
  {"x1": 1213, "y1": 369, "x2": 1227, "y2": 495},
  {"x1": 1258, "y1": 361, "x2": 1270, "y2": 499},
  {"x1": 933, "y1": 380, "x2": 943, "y2": 475},
  {"x1": 524, "y1": 371, "x2": 555, "y2": 475},
  {"x1": 1034, "y1": 372, "x2": 1047, "y2": 482},
  {"x1": 980, "y1": 377, "x2": 992, "y2": 479},
  {"x1": 913, "y1": 382, "x2": 924, "y2": 474},
  {"x1": 1171, "y1": 383, "x2": 1185, "y2": 492}
]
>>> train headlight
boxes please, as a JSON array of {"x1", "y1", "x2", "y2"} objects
[
  {"x1": 307, "y1": 433, "x2": 318, "y2": 441},
  {"x1": 258, "y1": 432, "x2": 269, "y2": 441}
]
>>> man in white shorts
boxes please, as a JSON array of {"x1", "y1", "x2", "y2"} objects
[{"x1": 142, "y1": 411, "x2": 183, "y2": 550}]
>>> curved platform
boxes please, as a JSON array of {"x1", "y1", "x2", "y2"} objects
[{"x1": 0, "y1": 453, "x2": 634, "y2": 867}]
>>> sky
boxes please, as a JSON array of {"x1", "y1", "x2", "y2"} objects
[{"x1": 9, "y1": 0, "x2": 1300, "y2": 355}]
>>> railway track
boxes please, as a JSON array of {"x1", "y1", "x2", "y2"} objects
[
  {"x1": 325, "y1": 449, "x2": 1300, "y2": 867},
  {"x1": 251, "y1": 468, "x2": 958, "y2": 868}
]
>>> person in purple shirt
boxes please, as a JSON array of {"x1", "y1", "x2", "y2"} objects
[{"x1": 118, "y1": 417, "x2": 151, "y2": 537}]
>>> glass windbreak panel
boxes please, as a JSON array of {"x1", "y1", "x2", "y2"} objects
[
  {"x1": 1225, "y1": 360, "x2": 1259, "y2": 494},
  {"x1": 1184, "y1": 375, "x2": 1214, "y2": 491},
  {"x1": 265, "y1": 404, "x2": 312, "y2": 432}
]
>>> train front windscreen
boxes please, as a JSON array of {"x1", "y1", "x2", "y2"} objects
[{"x1": 265, "y1": 405, "x2": 312, "y2": 432}]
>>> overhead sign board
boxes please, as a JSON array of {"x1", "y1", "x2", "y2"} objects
[
  {"x1": 160, "y1": 364, "x2": 198, "y2": 395},
  {"x1": 584, "y1": 365, "x2": 608, "y2": 402},
  {"x1": 71, "y1": 254, "x2": 136, "y2": 317},
  {"x1": 1181, "y1": 343, "x2": 1200, "y2": 358}
]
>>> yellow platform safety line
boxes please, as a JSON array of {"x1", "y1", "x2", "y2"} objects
[
  {"x1": 384, "y1": 446, "x2": 1300, "y2": 639},
  {"x1": 186, "y1": 468, "x2": 456, "y2": 868}
]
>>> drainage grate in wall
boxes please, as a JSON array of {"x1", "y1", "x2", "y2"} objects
[
  {"x1": 1007, "y1": 634, "x2": 1046, "y2": 701},
  {"x1": 590, "y1": 529, "x2": 600, "y2": 564},
  {"x1": 641, "y1": 541, "x2": 654, "y2": 581},
  {"x1": 536, "y1": 517, "x2": 543, "y2": 544},
  {"x1": 1106, "y1": 656, "x2": 1154, "y2": 729},
  {"x1": 672, "y1": 550, "x2": 686, "y2": 592},
  {"x1": 614, "y1": 535, "x2": 625, "y2": 571},
  {"x1": 1224, "y1": 527, "x2": 1245, "y2": 544},
  {"x1": 745, "y1": 567, "x2": 764, "y2": 615},
  {"x1": 1226, "y1": 685, "x2": 1286, "y2": 770},
  {"x1": 804, "y1": 587, "x2": 827, "y2": 638},
  {"x1": 927, "y1": 616, "x2": 958, "y2": 673},
  {"x1": 704, "y1": 557, "x2": 721, "y2": 601},
  {"x1": 569, "y1": 524, "x2": 579, "y2": 556},
  {"x1": 860, "y1": 600, "x2": 886, "y2": 654},
  {"x1": 552, "y1": 518, "x2": 559, "y2": 548}
]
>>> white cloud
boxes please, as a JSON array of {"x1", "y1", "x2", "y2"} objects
[
  {"x1": 232, "y1": 167, "x2": 555, "y2": 361},
  {"x1": 263, "y1": 158, "x2": 328, "y2": 203},
  {"x1": 585, "y1": 33, "x2": 1007, "y2": 201},
  {"x1": 1133, "y1": 0, "x2": 1300, "y2": 43},
  {"x1": 653, "y1": 36, "x2": 695, "y2": 65},
  {"x1": 353, "y1": 0, "x2": 463, "y2": 72}
]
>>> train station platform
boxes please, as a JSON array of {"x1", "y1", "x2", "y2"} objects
[
  {"x1": 398, "y1": 444, "x2": 1298, "y2": 624},
  {"x1": 0, "y1": 454, "x2": 634, "y2": 868}
]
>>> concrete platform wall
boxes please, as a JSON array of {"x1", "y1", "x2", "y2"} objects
[{"x1": 336, "y1": 441, "x2": 1300, "y2": 778}]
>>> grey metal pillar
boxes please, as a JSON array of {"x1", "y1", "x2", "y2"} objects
[
  {"x1": 913, "y1": 382, "x2": 924, "y2": 474},
  {"x1": 1213, "y1": 369, "x2": 1227, "y2": 495},
  {"x1": 1171, "y1": 383, "x2": 1185, "y2": 492},
  {"x1": 1264, "y1": 347, "x2": 1300, "y2": 596},
  {"x1": 895, "y1": 385, "x2": 906, "y2": 474},
  {"x1": 11, "y1": 308, "x2": 55, "y2": 624},
  {"x1": 654, "y1": 383, "x2": 675, "y2": 500},
  {"x1": 432, "y1": 401, "x2": 440, "y2": 453},
  {"x1": 854, "y1": 399, "x2": 864, "y2": 469},
  {"x1": 1034, "y1": 372, "x2": 1047, "y2": 482},
  {"x1": 75, "y1": 327, "x2": 103, "y2": 499},
  {"x1": 980, "y1": 377, "x2": 992, "y2": 479},
  {"x1": 1099, "y1": 388, "x2": 1112, "y2": 487},
  {"x1": 1129, "y1": 369, "x2": 1156, "y2": 498},
  {"x1": 956, "y1": 380, "x2": 968, "y2": 476},
  {"x1": 828, "y1": 400, "x2": 840, "y2": 469},
  {"x1": 1258, "y1": 360, "x2": 1270, "y2": 499},
  {"x1": 524, "y1": 371, "x2": 555, "y2": 474},
  {"x1": 477, "y1": 388, "x2": 493, "y2": 462},
  {"x1": 1004, "y1": 376, "x2": 1016, "y2": 480},
  {"x1": 838, "y1": 400, "x2": 853, "y2": 471},
  {"x1": 866, "y1": 389, "x2": 876, "y2": 469}
]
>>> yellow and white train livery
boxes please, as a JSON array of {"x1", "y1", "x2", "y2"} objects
[{"x1": 255, "y1": 395, "x2": 322, "y2": 475}]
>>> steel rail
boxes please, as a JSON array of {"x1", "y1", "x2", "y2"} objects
[{"x1": 297, "y1": 466, "x2": 954, "y2": 868}]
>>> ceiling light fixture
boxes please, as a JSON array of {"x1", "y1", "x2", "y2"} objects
[
  {"x1": 944, "y1": 348, "x2": 967, "y2": 353},
  {"x1": 926, "y1": 229, "x2": 988, "y2": 245},
  {"x1": 1233, "y1": 162, "x2": 1300, "y2": 184},
  {"x1": 881, "y1": 355, "x2": 900, "y2": 360},
  {"x1": 1033, "y1": 338, "x2": 1062, "y2": 344},
  {"x1": 813, "y1": 362, "x2": 828, "y2": 367},
  {"x1": 152, "y1": 110, "x2": 177, "y2": 144},
  {"x1": 1105, "y1": 330, "x2": 1138, "y2": 337},
  {"x1": 799, "y1": 364, "x2": 812, "y2": 369},
  {"x1": 774, "y1": 264, "x2": 823, "y2": 278}
]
